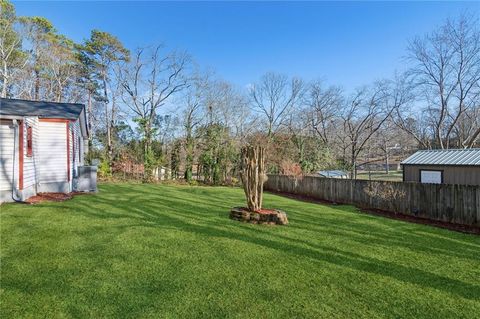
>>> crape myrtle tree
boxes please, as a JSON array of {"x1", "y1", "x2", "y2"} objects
[{"x1": 239, "y1": 145, "x2": 266, "y2": 212}]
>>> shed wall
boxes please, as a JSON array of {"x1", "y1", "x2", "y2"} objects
[{"x1": 403, "y1": 165, "x2": 480, "y2": 186}]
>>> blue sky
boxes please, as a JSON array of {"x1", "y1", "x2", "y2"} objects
[{"x1": 14, "y1": 1, "x2": 480, "y2": 92}]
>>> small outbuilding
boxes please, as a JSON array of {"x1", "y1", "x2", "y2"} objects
[
  {"x1": 0, "y1": 98, "x2": 91, "y2": 203},
  {"x1": 401, "y1": 148, "x2": 480, "y2": 186}
]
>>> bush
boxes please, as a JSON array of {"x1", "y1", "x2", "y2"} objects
[
  {"x1": 98, "y1": 160, "x2": 112, "y2": 178},
  {"x1": 188, "y1": 180, "x2": 199, "y2": 186},
  {"x1": 280, "y1": 160, "x2": 303, "y2": 176}
]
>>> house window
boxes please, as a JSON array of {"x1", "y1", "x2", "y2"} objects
[{"x1": 26, "y1": 126, "x2": 33, "y2": 157}]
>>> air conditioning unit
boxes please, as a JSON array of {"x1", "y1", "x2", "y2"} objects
[{"x1": 75, "y1": 166, "x2": 98, "y2": 192}]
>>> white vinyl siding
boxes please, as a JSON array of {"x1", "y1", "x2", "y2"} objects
[
  {"x1": 70, "y1": 119, "x2": 83, "y2": 176},
  {"x1": 38, "y1": 121, "x2": 68, "y2": 183},
  {"x1": 0, "y1": 121, "x2": 15, "y2": 191},
  {"x1": 71, "y1": 121, "x2": 76, "y2": 177}
]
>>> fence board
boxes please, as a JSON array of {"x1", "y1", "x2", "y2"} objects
[{"x1": 264, "y1": 175, "x2": 479, "y2": 226}]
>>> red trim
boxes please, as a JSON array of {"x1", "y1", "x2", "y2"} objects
[
  {"x1": 39, "y1": 118, "x2": 70, "y2": 123},
  {"x1": 66, "y1": 123, "x2": 70, "y2": 182},
  {"x1": 19, "y1": 121, "x2": 24, "y2": 190}
]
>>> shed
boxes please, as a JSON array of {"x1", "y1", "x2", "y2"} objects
[
  {"x1": 400, "y1": 148, "x2": 480, "y2": 186},
  {"x1": 0, "y1": 98, "x2": 90, "y2": 202}
]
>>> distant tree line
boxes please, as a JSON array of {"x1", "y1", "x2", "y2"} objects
[{"x1": 1, "y1": 1, "x2": 479, "y2": 182}]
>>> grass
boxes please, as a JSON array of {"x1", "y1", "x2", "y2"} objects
[
  {"x1": 1, "y1": 183, "x2": 479, "y2": 318},
  {"x1": 357, "y1": 170, "x2": 403, "y2": 182}
]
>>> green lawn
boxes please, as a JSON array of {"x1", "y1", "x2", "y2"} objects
[{"x1": 1, "y1": 183, "x2": 479, "y2": 318}]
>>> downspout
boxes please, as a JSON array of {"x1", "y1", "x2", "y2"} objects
[{"x1": 11, "y1": 119, "x2": 26, "y2": 203}]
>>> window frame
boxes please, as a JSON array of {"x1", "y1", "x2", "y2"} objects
[{"x1": 419, "y1": 169, "x2": 443, "y2": 184}]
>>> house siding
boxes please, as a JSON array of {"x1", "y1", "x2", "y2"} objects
[
  {"x1": 37, "y1": 121, "x2": 68, "y2": 186},
  {"x1": 23, "y1": 117, "x2": 39, "y2": 190},
  {"x1": 0, "y1": 120, "x2": 15, "y2": 199},
  {"x1": 71, "y1": 119, "x2": 82, "y2": 178},
  {"x1": 1, "y1": 114, "x2": 89, "y2": 203}
]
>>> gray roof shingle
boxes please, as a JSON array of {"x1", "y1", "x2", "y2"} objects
[
  {"x1": 0, "y1": 98, "x2": 85, "y2": 120},
  {"x1": 401, "y1": 148, "x2": 480, "y2": 166}
]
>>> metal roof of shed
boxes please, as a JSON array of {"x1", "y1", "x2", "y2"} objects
[{"x1": 401, "y1": 148, "x2": 480, "y2": 166}]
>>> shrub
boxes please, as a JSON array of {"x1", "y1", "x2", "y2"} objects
[
  {"x1": 280, "y1": 160, "x2": 303, "y2": 177},
  {"x1": 98, "y1": 160, "x2": 112, "y2": 178},
  {"x1": 364, "y1": 182, "x2": 406, "y2": 213}
]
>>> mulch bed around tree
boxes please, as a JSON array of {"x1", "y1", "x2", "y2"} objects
[
  {"x1": 266, "y1": 190, "x2": 480, "y2": 235},
  {"x1": 230, "y1": 207, "x2": 288, "y2": 225},
  {"x1": 25, "y1": 192, "x2": 87, "y2": 204}
]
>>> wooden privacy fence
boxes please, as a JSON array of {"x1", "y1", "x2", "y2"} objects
[{"x1": 264, "y1": 175, "x2": 480, "y2": 226}]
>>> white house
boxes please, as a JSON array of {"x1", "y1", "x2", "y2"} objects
[{"x1": 0, "y1": 98, "x2": 89, "y2": 203}]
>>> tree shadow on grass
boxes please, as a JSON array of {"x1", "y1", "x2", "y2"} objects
[
  {"x1": 43, "y1": 185, "x2": 480, "y2": 264},
  {"x1": 68, "y1": 193, "x2": 480, "y2": 302},
  {"x1": 84, "y1": 187, "x2": 480, "y2": 262}
]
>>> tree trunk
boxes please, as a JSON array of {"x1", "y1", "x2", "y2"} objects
[
  {"x1": 350, "y1": 145, "x2": 356, "y2": 179},
  {"x1": 105, "y1": 101, "x2": 113, "y2": 166},
  {"x1": 56, "y1": 83, "x2": 63, "y2": 102},
  {"x1": 1, "y1": 61, "x2": 8, "y2": 98},
  {"x1": 143, "y1": 122, "x2": 153, "y2": 182},
  {"x1": 239, "y1": 145, "x2": 266, "y2": 212},
  {"x1": 184, "y1": 132, "x2": 194, "y2": 182},
  {"x1": 34, "y1": 68, "x2": 40, "y2": 100},
  {"x1": 385, "y1": 143, "x2": 389, "y2": 174}
]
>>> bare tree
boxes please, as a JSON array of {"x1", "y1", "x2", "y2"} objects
[
  {"x1": 250, "y1": 72, "x2": 305, "y2": 138},
  {"x1": 305, "y1": 80, "x2": 343, "y2": 145},
  {"x1": 387, "y1": 73, "x2": 433, "y2": 149},
  {"x1": 340, "y1": 84, "x2": 397, "y2": 179},
  {"x1": 180, "y1": 73, "x2": 208, "y2": 181},
  {"x1": 407, "y1": 15, "x2": 480, "y2": 148},
  {"x1": 205, "y1": 79, "x2": 250, "y2": 138},
  {"x1": 285, "y1": 110, "x2": 311, "y2": 171},
  {"x1": 120, "y1": 45, "x2": 191, "y2": 180}
]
